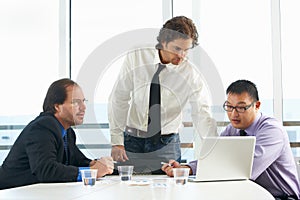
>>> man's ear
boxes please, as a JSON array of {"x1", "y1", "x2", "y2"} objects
[
  {"x1": 255, "y1": 101, "x2": 261, "y2": 110},
  {"x1": 161, "y1": 41, "x2": 167, "y2": 49},
  {"x1": 54, "y1": 104, "x2": 61, "y2": 113}
]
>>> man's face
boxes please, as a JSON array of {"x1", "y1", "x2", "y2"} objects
[
  {"x1": 225, "y1": 92, "x2": 260, "y2": 130},
  {"x1": 160, "y1": 38, "x2": 193, "y2": 65},
  {"x1": 54, "y1": 85, "x2": 86, "y2": 129}
]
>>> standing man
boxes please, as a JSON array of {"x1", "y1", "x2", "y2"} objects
[
  {"x1": 162, "y1": 80, "x2": 300, "y2": 199},
  {"x1": 108, "y1": 16, "x2": 216, "y2": 174},
  {"x1": 0, "y1": 78, "x2": 114, "y2": 190}
]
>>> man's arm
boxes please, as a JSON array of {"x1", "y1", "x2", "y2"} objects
[
  {"x1": 108, "y1": 53, "x2": 133, "y2": 161},
  {"x1": 250, "y1": 124, "x2": 285, "y2": 180},
  {"x1": 26, "y1": 125, "x2": 78, "y2": 182},
  {"x1": 189, "y1": 76, "x2": 217, "y2": 138}
]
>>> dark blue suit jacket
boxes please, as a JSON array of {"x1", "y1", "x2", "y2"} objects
[{"x1": 0, "y1": 112, "x2": 91, "y2": 189}]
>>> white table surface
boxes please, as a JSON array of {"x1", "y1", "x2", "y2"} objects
[{"x1": 0, "y1": 175, "x2": 274, "y2": 200}]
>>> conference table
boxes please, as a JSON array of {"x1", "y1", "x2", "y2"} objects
[{"x1": 0, "y1": 175, "x2": 274, "y2": 200}]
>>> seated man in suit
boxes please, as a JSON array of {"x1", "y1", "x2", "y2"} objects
[
  {"x1": 0, "y1": 78, "x2": 114, "y2": 189},
  {"x1": 162, "y1": 80, "x2": 300, "y2": 200}
]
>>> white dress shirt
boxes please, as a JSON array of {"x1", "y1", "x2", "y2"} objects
[{"x1": 108, "y1": 47, "x2": 217, "y2": 145}]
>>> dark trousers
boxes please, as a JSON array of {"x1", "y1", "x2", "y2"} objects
[{"x1": 119, "y1": 131, "x2": 181, "y2": 174}]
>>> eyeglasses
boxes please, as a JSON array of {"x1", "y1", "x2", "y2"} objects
[
  {"x1": 223, "y1": 101, "x2": 255, "y2": 113},
  {"x1": 167, "y1": 43, "x2": 192, "y2": 56},
  {"x1": 71, "y1": 99, "x2": 88, "y2": 107},
  {"x1": 171, "y1": 46, "x2": 191, "y2": 54}
]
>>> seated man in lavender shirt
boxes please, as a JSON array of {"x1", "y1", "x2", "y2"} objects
[{"x1": 162, "y1": 79, "x2": 300, "y2": 200}]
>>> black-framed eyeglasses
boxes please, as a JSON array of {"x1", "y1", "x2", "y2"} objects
[{"x1": 223, "y1": 101, "x2": 255, "y2": 113}]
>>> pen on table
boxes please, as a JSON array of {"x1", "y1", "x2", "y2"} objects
[{"x1": 161, "y1": 162, "x2": 173, "y2": 167}]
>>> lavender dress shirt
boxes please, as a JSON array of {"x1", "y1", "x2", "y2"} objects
[{"x1": 188, "y1": 113, "x2": 300, "y2": 198}]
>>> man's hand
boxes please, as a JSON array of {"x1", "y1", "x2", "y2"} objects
[
  {"x1": 90, "y1": 156, "x2": 114, "y2": 178},
  {"x1": 161, "y1": 159, "x2": 191, "y2": 177},
  {"x1": 111, "y1": 145, "x2": 129, "y2": 162}
]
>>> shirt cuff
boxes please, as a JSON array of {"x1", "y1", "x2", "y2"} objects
[
  {"x1": 187, "y1": 160, "x2": 198, "y2": 175},
  {"x1": 77, "y1": 167, "x2": 90, "y2": 181},
  {"x1": 111, "y1": 134, "x2": 124, "y2": 146}
]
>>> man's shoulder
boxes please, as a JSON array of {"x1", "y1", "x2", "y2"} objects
[
  {"x1": 257, "y1": 113, "x2": 282, "y2": 128},
  {"x1": 125, "y1": 47, "x2": 157, "y2": 67},
  {"x1": 27, "y1": 113, "x2": 60, "y2": 132},
  {"x1": 129, "y1": 47, "x2": 156, "y2": 57},
  {"x1": 255, "y1": 113, "x2": 287, "y2": 140},
  {"x1": 35, "y1": 113, "x2": 58, "y2": 124},
  {"x1": 17, "y1": 113, "x2": 61, "y2": 141}
]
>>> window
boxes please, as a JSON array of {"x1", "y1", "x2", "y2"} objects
[
  {"x1": 173, "y1": 0, "x2": 274, "y2": 159},
  {"x1": 281, "y1": 0, "x2": 300, "y2": 121},
  {"x1": 70, "y1": 0, "x2": 163, "y2": 158},
  {"x1": 176, "y1": 0, "x2": 273, "y2": 118},
  {"x1": 281, "y1": 0, "x2": 300, "y2": 155},
  {"x1": 0, "y1": 0, "x2": 61, "y2": 163},
  {"x1": 0, "y1": 0, "x2": 61, "y2": 123},
  {"x1": 1, "y1": 0, "x2": 300, "y2": 164},
  {"x1": 71, "y1": 0, "x2": 163, "y2": 123}
]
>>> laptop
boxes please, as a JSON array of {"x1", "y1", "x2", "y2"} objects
[{"x1": 189, "y1": 136, "x2": 256, "y2": 182}]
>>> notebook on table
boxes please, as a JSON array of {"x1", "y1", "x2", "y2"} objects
[{"x1": 189, "y1": 136, "x2": 256, "y2": 182}]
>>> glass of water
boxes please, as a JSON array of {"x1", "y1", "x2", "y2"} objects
[
  {"x1": 173, "y1": 168, "x2": 190, "y2": 185},
  {"x1": 117, "y1": 166, "x2": 134, "y2": 181},
  {"x1": 80, "y1": 169, "x2": 98, "y2": 186}
]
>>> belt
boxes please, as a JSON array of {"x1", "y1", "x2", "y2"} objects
[
  {"x1": 125, "y1": 126, "x2": 149, "y2": 138},
  {"x1": 125, "y1": 126, "x2": 175, "y2": 138}
]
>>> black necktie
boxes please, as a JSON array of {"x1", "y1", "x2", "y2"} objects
[
  {"x1": 240, "y1": 130, "x2": 247, "y2": 136},
  {"x1": 63, "y1": 134, "x2": 69, "y2": 165},
  {"x1": 147, "y1": 63, "x2": 165, "y2": 138}
]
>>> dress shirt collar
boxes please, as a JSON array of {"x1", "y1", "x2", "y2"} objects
[
  {"x1": 243, "y1": 112, "x2": 262, "y2": 136},
  {"x1": 153, "y1": 50, "x2": 161, "y2": 65},
  {"x1": 58, "y1": 121, "x2": 67, "y2": 138}
]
